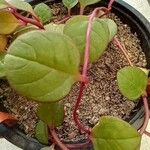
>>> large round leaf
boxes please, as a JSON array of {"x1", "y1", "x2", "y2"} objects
[
  {"x1": 92, "y1": 116, "x2": 141, "y2": 150},
  {"x1": 117, "y1": 66, "x2": 148, "y2": 100},
  {"x1": 64, "y1": 16, "x2": 117, "y2": 63},
  {"x1": 4, "y1": 30, "x2": 80, "y2": 102},
  {"x1": 0, "y1": 11, "x2": 20, "y2": 34},
  {"x1": 37, "y1": 102, "x2": 64, "y2": 127}
]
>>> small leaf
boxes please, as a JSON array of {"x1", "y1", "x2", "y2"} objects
[
  {"x1": 62, "y1": 0, "x2": 78, "y2": 9},
  {"x1": 6, "y1": 0, "x2": 35, "y2": 15},
  {"x1": 91, "y1": 116, "x2": 141, "y2": 150},
  {"x1": 44, "y1": 23, "x2": 64, "y2": 34},
  {"x1": 64, "y1": 16, "x2": 117, "y2": 63},
  {"x1": 0, "y1": 35, "x2": 8, "y2": 51},
  {"x1": 0, "y1": 11, "x2": 20, "y2": 34},
  {"x1": 35, "y1": 120, "x2": 49, "y2": 144},
  {"x1": 79, "y1": 0, "x2": 101, "y2": 7},
  {"x1": 34, "y1": 3, "x2": 53, "y2": 24},
  {"x1": 4, "y1": 31, "x2": 80, "y2": 102},
  {"x1": 37, "y1": 102, "x2": 64, "y2": 127},
  {"x1": 117, "y1": 66, "x2": 148, "y2": 100},
  {"x1": 0, "y1": 112, "x2": 17, "y2": 126}
]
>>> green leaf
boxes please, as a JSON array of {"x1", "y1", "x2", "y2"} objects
[
  {"x1": 0, "y1": 11, "x2": 20, "y2": 34},
  {"x1": 117, "y1": 66, "x2": 148, "y2": 100},
  {"x1": 35, "y1": 120, "x2": 49, "y2": 144},
  {"x1": 0, "y1": 0, "x2": 8, "y2": 9},
  {"x1": 4, "y1": 31, "x2": 80, "y2": 102},
  {"x1": 62, "y1": 0, "x2": 78, "y2": 9},
  {"x1": 92, "y1": 116, "x2": 141, "y2": 150},
  {"x1": 44, "y1": 23, "x2": 64, "y2": 34},
  {"x1": 6, "y1": 0, "x2": 35, "y2": 15},
  {"x1": 34, "y1": 3, "x2": 53, "y2": 24},
  {"x1": 79, "y1": 0, "x2": 101, "y2": 7},
  {"x1": 37, "y1": 102, "x2": 64, "y2": 127},
  {"x1": 0, "y1": 52, "x2": 6, "y2": 78},
  {"x1": 64, "y1": 16, "x2": 117, "y2": 63}
]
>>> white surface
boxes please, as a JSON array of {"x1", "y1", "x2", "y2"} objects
[{"x1": 0, "y1": 0, "x2": 150, "y2": 150}]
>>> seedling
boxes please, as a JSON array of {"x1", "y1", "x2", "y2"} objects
[{"x1": 0, "y1": 0, "x2": 150, "y2": 150}]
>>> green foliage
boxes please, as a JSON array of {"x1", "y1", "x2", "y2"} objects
[
  {"x1": 4, "y1": 30, "x2": 80, "y2": 102},
  {"x1": 0, "y1": 34, "x2": 8, "y2": 51},
  {"x1": 0, "y1": 11, "x2": 20, "y2": 34},
  {"x1": 6, "y1": 0, "x2": 35, "y2": 15},
  {"x1": 79, "y1": 0, "x2": 101, "y2": 8},
  {"x1": 37, "y1": 102, "x2": 64, "y2": 127},
  {"x1": 117, "y1": 66, "x2": 148, "y2": 100},
  {"x1": 35, "y1": 120, "x2": 49, "y2": 144},
  {"x1": 0, "y1": 0, "x2": 8, "y2": 9},
  {"x1": 34, "y1": 3, "x2": 53, "y2": 24},
  {"x1": 92, "y1": 116, "x2": 141, "y2": 150},
  {"x1": 44, "y1": 23, "x2": 64, "y2": 34},
  {"x1": 64, "y1": 16, "x2": 117, "y2": 63},
  {"x1": 62, "y1": 0, "x2": 78, "y2": 9},
  {"x1": 0, "y1": 52, "x2": 6, "y2": 78}
]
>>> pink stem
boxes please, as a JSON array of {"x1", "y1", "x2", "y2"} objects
[
  {"x1": 108, "y1": 0, "x2": 116, "y2": 10},
  {"x1": 49, "y1": 128, "x2": 69, "y2": 150},
  {"x1": 11, "y1": 11, "x2": 44, "y2": 29},
  {"x1": 144, "y1": 131, "x2": 150, "y2": 137},
  {"x1": 73, "y1": 7, "x2": 109, "y2": 135},
  {"x1": 80, "y1": 6, "x2": 85, "y2": 15},
  {"x1": 56, "y1": 16, "x2": 71, "y2": 24},
  {"x1": 113, "y1": 36, "x2": 133, "y2": 66},
  {"x1": 139, "y1": 96, "x2": 150, "y2": 134}
]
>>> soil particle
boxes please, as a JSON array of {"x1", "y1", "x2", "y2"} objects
[{"x1": 1, "y1": 10, "x2": 147, "y2": 142}]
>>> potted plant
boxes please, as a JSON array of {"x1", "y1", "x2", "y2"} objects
[{"x1": 0, "y1": 0, "x2": 150, "y2": 150}]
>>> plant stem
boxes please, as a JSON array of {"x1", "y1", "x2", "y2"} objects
[
  {"x1": 49, "y1": 128, "x2": 69, "y2": 150},
  {"x1": 68, "y1": 9, "x2": 71, "y2": 17},
  {"x1": 139, "y1": 96, "x2": 149, "y2": 134},
  {"x1": 108, "y1": 0, "x2": 116, "y2": 10},
  {"x1": 11, "y1": 11, "x2": 44, "y2": 29},
  {"x1": 56, "y1": 16, "x2": 71, "y2": 24},
  {"x1": 113, "y1": 36, "x2": 133, "y2": 66},
  {"x1": 144, "y1": 131, "x2": 150, "y2": 137},
  {"x1": 80, "y1": 6, "x2": 85, "y2": 15},
  {"x1": 73, "y1": 7, "x2": 110, "y2": 135}
]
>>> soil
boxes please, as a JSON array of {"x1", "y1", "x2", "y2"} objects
[{"x1": 0, "y1": 2, "x2": 147, "y2": 143}]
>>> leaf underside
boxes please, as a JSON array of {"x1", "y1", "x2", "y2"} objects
[
  {"x1": 4, "y1": 30, "x2": 80, "y2": 102},
  {"x1": 64, "y1": 15, "x2": 117, "y2": 63},
  {"x1": 92, "y1": 116, "x2": 141, "y2": 150},
  {"x1": 117, "y1": 66, "x2": 148, "y2": 100}
]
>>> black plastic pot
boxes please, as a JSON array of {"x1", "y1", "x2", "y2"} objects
[{"x1": 0, "y1": 0, "x2": 150, "y2": 150}]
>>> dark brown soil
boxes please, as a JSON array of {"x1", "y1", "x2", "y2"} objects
[{"x1": 1, "y1": 3, "x2": 147, "y2": 143}]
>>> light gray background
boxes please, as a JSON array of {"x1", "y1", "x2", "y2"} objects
[{"x1": 0, "y1": 0, "x2": 150, "y2": 149}]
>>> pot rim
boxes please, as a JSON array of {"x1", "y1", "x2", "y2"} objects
[{"x1": 0, "y1": 0, "x2": 150, "y2": 150}]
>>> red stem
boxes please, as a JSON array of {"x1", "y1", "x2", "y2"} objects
[
  {"x1": 113, "y1": 36, "x2": 133, "y2": 66},
  {"x1": 144, "y1": 131, "x2": 150, "y2": 137},
  {"x1": 11, "y1": 11, "x2": 44, "y2": 29},
  {"x1": 49, "y1": 128, "x2": 69, "y2": 150},
  {"x1": 139, "y1": 96, "x2": 150, "y2": 134},
  {"x1": 108, "y1": 0, "x2": 116, "y2": 10}
]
